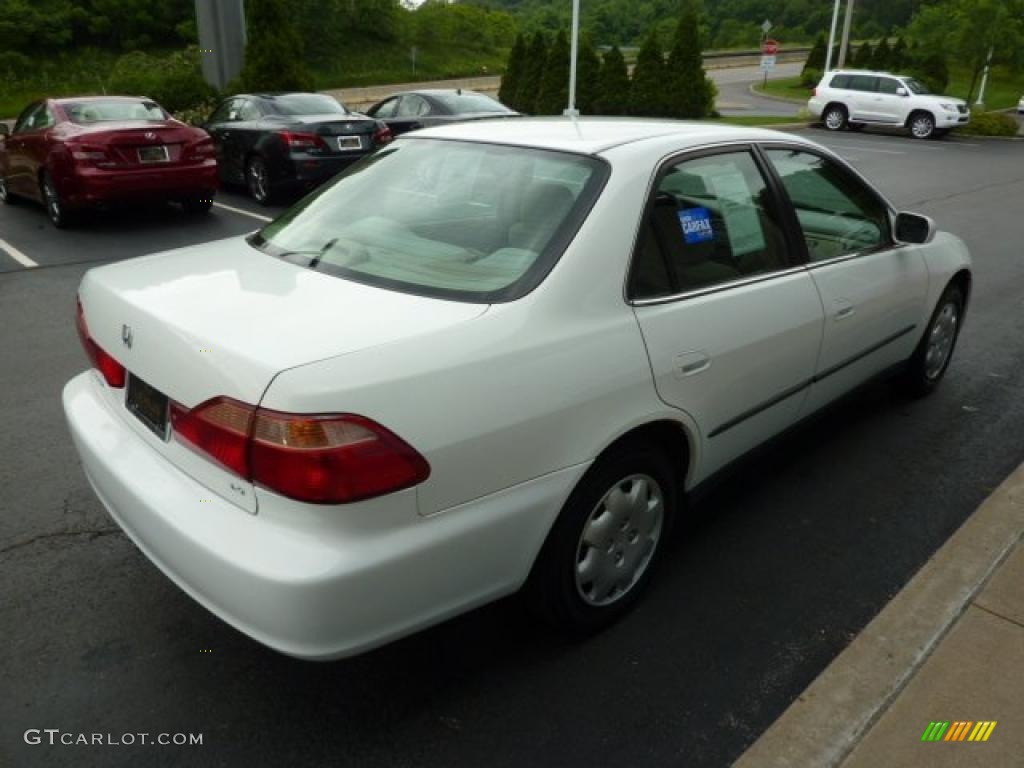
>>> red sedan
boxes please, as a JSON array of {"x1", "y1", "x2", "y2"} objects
[{"x1": 0, "y1": 96, "x2": 218, "y2": 227}]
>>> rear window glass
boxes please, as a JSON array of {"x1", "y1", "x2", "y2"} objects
[
  {"x1": 433, "y1": 92, "x2": 513, "y2": 114},
  {"x1": 64, "y1": 100, "x2": 166, "y2": 123},
  {"x1": 267, "y1": 94, "x2": 347, "y2": 115},
  {"x1": 830, "y1": 74, "x2": 851, "y2": 89},
  {"x1": 252, "y1": 139, "x2": 607, "y2": 302},
  {"x1": 848, "y1": 75, "x2": 878, "y2": 92}
]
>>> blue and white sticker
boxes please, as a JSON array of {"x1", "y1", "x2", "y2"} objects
[{"x1": 679, "y1": 207, "x2": 714, "y2": 244}]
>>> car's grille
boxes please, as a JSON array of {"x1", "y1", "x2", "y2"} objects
[{"x1": 957, "y1": 104, "x2": 968, "y2": 114}]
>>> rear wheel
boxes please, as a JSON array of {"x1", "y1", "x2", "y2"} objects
[
  {"x1": 823, "y1": 104, "x2": 848, "y2": 131},
  {"x1": 525, "y1": 443, "x2": 675, "y2": 634},
  {"x1": 41, "y1": 171, "x2": 71, "y2": 228},
  {"x1": 0, "y1": 174, "x2": 12, "y2": 204},
  {"x1": 903, "y1": 283, "x2": 964, "y2": 397},
  {"x1": 246, "y1": 156, "x2": 273, "y2": 205},
  {"x1": 909, "y1": 111, "x2": 936, "y2": 140}
]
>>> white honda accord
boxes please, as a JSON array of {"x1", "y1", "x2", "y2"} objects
[{"x1": 64, "y1": 119, "x2": 971, "y2": 659}]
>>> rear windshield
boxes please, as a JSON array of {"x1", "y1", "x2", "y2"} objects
[
  {"x1": 434, "y1": 92, "x2": 513, "y2": 114},
  {"x1": 268, "y1": 94, "x2": 347, "y2": 115},
  {"x1": 64, "y1": 100, "x2": 166, "y2": 123},
  {"x1": 251, "y1": 139, "x2": 608, "y2": 302}
]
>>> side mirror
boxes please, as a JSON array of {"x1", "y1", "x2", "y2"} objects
[
  {"x1": 895, "y1": 211, "x2": 936, "y2": 244},
  {"x1": 0, "y1": 123, "x2": 8, "y2": 136},
  {"x1": 896, "y1": 87, "x2": 909, "y2": 97}
]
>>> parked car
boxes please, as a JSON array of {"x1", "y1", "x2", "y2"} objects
[
  {"x1": 808, "y1": 70, "x2": 970, "y2": 139},
  {"x1": 203, "y1": 92, "x2": 391, "y2": 204},
  {"x1": 0, "y1": 96, "x2": 217, "y2": 227},
  {"x1": 65, "y1": 119, "x2": 971, "y2": 660},
  {"x1": 365, "y1": 89, "x2": 518, "y2": 137}
]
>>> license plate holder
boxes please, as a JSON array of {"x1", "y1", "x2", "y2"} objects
[
  {"x1": 137, "y1": 145, "x2": 170, "y2": 164},
  {"x1": 126, "y1": 374, "x2": 170, "y2": 440},
  {"x1": 336, "y1": 136, "x2": 362, "y2": 151}
]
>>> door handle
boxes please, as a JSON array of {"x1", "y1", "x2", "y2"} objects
[
  {"x1": 834, "y1": 303, "x2": 856, "y2": 321},
  {"x1": 675, "y1": 351, "x2": 711, "y2": 377}
]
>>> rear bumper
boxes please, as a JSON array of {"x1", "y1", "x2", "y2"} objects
[
  {"x1": 62, "y1": 161, "x2": 218, "y2": 207},
  {"x1": 281, "y1": 151, "x2": 370, "y2": 189},
  {"x1": 63, "y1": 370, "x2": 582, "y2": 659}
]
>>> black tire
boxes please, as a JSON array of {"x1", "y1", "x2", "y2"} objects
[
  {"x1": 823, "y1": 104, "x2": 848, "y2": 131},
  {"x1": 182, "y1": 196, "x2": 214, "y2": 215},
  {"x1": 903, "y1": 283, "x2": 965, "y2": 397},
  {"x1": 246, "y1": 156, "x2": 274, "y2": 205},
  {"x1": 525, "y1": 442, "x2": 677, "y2": 635},
  {"x1": 40, "y1": 171, "x2": 71, "y2": 228},
  {"x1": 908, "y1": 111, "x2": 936, "y2": 140},
  {"x1": 0, "y1": 174, "x2": 13, "y2": 205}
]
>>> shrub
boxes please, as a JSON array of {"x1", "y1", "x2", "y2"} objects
[
  {"x1": 957, "y1": 110, "x2": 1020, "y2": 137},
  {"x1": 630, "y1": 30, "x2": 667, "y2": 117},
  {"x1": 665, "y1": 8, "x2": 716, "y2": 119},
  {"x1": 516, "y1": 32, "x2": 548, "y2": 114},
  {"x1": 575, "y1": 33, "x2": 602, "y2": 114},
  {"x1": 238, "y1": 0, "x2": 314, "y2": 92},
  {"x1": 595, "y1": 45, "x2": 629, "y2": 115},
  {"x1": 108, "y1": 47, "x2": 215, "y2": 113},
  {"x1": 800, "y1": 68, "x2": 822, "y2": 88},
  {"x1": 499, "y1": 33, "x2": 526, "y2": 110},
  {"x1": 535, "y1": 29, "x2": 570, "y2": 115},
  {"x1": 906, "y1": 52, "x2": 949, "y2": 94},
  {"x1": 803, "y1": 33, "x2": 827, "y2": 76}
]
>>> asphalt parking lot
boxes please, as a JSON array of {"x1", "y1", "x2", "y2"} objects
[{"x1": 2, "y1": 128, "x2": 1024, "y2": 768}]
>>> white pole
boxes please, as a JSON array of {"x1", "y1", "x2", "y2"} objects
[
  {"x1": 975, "y1": 46, "x2": 994, "y2": 107},
  {"x1": 838, "y1": 0, "x2": 855, "y2": 69},
  {"x1": 825, "y1": 0, "x2": 842, "y2": 73},
  {"x1": 564, "y1": 0, "x2": 580, "y2": 117}
]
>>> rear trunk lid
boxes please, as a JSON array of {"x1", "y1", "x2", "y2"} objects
[
  {"x1": 265, "y1": 114, "x2": 378, "y2": 153},
  {"x1": 66, "y1": 120, "x2": 201, "y2": 165},
  {"x1": 79, "y1": 235, "x2": 487, "y2": 511}
]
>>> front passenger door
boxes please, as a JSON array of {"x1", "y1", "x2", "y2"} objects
[
  {"x1": 630, "y1": 148, "x2": 825, "y2": 483},
  {"x1": 764, "y1": 147, "x2": 929, "y2": 416}
]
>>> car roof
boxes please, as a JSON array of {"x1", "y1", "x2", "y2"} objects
[
  {"x1": 828, "y1": 70, "x2": 901, "y2": 77},
  {"x1": 52, "y1": 95, "x2": 154, "y2": 105},
  {"x1": 403, "y1": 117, "x2": 805, "y2": 155}
]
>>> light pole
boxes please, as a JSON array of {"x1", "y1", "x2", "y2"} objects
[
  {"x1": 824, "y1": 0, "x2": 842, "y2": 73},
  {"x1": 837, "y1": 0, "x2": 856, "y2": 69},
  {"x1": 564, "y1": 0, "x2": 580, "y2": 117}
]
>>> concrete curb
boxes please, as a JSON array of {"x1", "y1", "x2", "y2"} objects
[{"x1": 733, "y1": 462, "x2": 1024, "y2": 768}]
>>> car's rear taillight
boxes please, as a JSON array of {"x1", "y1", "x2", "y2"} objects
[
  {"x1": 277, "y1": 131, "x2": 328, "y2": 151},
  {"x1": 69, "y1": 144, "x2": 114, "y2": 168},
  {"x1": 185, "y1": 138, "x2": 217, "y2": 160},
  {"x1": 813, "y1": 87, "x2": 818, "y2": 98},
  {"x1": 373, "y1": 123, "x2": 393, "y2": 146},
  {"x1": 170, "y1": 397, "x2": 430, "y2": 504},
  {"x1": 76, "y1": 298, "x2": 126, "y2": 388}
]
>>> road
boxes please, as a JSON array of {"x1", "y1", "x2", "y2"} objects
[{"x1": 2, "y1": 129, "x2": 1024, "y2": 768}]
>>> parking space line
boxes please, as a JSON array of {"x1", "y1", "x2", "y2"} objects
[
  {"x1": 0, "y1": 237, "x2": 38, "y2": 268},
  {"x1": 213, "y1": 202, "x2": 273, "y2": 223}
]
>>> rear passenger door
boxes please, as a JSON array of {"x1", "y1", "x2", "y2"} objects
[
  {"x1": 847, "y1": 75, "x2": 881, "y2": 121},
  {"x1": 629, "y1": 147, "x2": 825, "y2": 482}
]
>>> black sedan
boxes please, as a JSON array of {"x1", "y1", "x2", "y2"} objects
[
  {"x1": 203, "y1": 92, "x2": 391, "y2": 204},
  {"x1": 365, "y1": 89, "x2": 519, "y2": 138}
]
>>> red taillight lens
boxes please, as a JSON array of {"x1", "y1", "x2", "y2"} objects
[
  {"x1": 76, "y1": 298, "x2": 126, "y2": 388},
  {"x1": 170, "y1": 398, "x2": 430, "y2": 504},
  {"x1": 373, "y1": 124, "x2": 393, "y2": 146},
  {"x1": 69, "y1": 143, "x2": 114, "y2": 168},
  {"x1": 185, "y1": 138, "x2": 216, "y2": 160},
  {"x1": 277, "y1": 131, "x2": 327, "y2": 151}
]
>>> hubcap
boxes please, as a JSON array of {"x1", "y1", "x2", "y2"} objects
[
  {"x1": 924, "y1": 302, "x2": 959, "y2": 380},
  {"x1": 912, "y1": 117, "x2": 933, "y2": 138},
  {"x1": 248, "y1": 161, "x2": 268, "y2": 201},
  {"x1": 574, "y1": 473, "x2": 664, "y2": 607},
  {"x1": 825, "y1": 110, "x2": 844, "y2": 130},
  {"x1": 0, "y1": 176, "x2": 7, "y2": 202},
  {"x1": 44, "y1": 180, "x2": 61, "y2": 223}
]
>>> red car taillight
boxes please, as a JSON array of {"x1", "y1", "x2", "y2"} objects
[
  {"x1": 170, "y1": 397, "x2": 430, "y2": 504},
  {"x1": 184, "y1": 138, "x2": 217, "y2": 160},
  {"x1": 277, "y1": 131, "x2": 329, "y2": 152},
  {"x1": 373, "y1": 124, "x2": 393, "y2": 146},
  {"x1": 70, "y1": 143, "x2": 115, "y2": 168},
  {"x1": 76, "y1": 298, "x2": 126, "y2": 388}
]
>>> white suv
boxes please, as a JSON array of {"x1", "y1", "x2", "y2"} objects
[{"x1": 808, "y1": 70, "x2": 969, "y2": 139}]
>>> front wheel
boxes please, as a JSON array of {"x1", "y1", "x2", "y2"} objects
[
  {"x1": 823, "y1": 105, "x2": 848, "y2": 131},
  {"x1": 525, "y1": 443, "x2": 676, "y2": 634},
  {"x1": 909, "y1": 112, "x2": 936, "y2": 140},
  {"x1": 903, "y1": 283, "x2": 964, "y2": 397}
]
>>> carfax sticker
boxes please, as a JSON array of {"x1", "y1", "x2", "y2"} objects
[{"x1": 679, "y1": 207, "x2": 714, "y2": 244}]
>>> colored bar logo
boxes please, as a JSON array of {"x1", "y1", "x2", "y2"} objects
[{"x1": 921, "y1": 721, "x2": 997, "y2": 742}]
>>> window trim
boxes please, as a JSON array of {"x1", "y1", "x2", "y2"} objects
[{"x1": 625, "y1": 142, "x2": 809, "y2": 306}]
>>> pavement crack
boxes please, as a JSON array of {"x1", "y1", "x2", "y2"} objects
[
  {"x1": 973, "y1": 602, "x2": 1024, "y2": 631},
  {"x1": 0, "y1": 528, "x2": 123, "y2": 556}
]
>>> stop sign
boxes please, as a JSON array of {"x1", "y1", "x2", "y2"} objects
[{"x1": 762, "y1": 39, "x2": 779, "y2": 56}]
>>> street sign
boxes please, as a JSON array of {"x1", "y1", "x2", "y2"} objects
[
  {"x1": 760, "y1": 55, "x2": 777, "y2": 71},
  {"x1": 761, "y1": 19, "x2": 773, "y2": 35},
  {"x1": 761, "y1": 39, "x2": 779, "y2": 56}
]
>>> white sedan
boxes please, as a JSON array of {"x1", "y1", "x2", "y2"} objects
[{"x1": 64, "y1": 119, "x2": 972, "y2": 659}]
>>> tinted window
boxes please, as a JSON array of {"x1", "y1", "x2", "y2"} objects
[
  {"x1": 876, "y1": 78, "x2": 900, "y2": 95},
  {"x1": 371, "y1": 98, "x2": 398, "y2": 118},
  {"x1": 904, "y1": 78, "x2": 931, "y2": 95},
  {"x1": 268, "y1": 94, "x2": 347, "y2": 115},
  {"x1": 766, "y1": 149, "x2": 890, "y2": 262},
  {"x1": 207, "y1": 99, "x2": 236, "y2": 124},
  {"x1": 433, "y1": 91, "x2": 513, "y2": 115},
  {"x1": 397, "y1": 95, "x2": 430, "y2": 117},
  {"x1": 65, "y1": 100, "x2": 166, "y2": 123},
  {"x1": 252, "y1": 140, "x2": 607, "y2": 302},
  {"x1": 14, "y1": 103, "x2": 41, "y2": 133},
  {"x1": 830, "y1": 74, "x2": 851, "y2": 89},
  {"x1": 237, "y1": 100, "x2": 261, "y2": 121},
  {"x1": 848, "y1": 75, "x2": 878, "y2": 92},
  {"x1": 630, "y1": 151, "x2": 789, "y2": 298}
]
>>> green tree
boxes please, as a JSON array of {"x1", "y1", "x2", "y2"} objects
[
  {"x1": 517, "y1": 31, "x2": 549, "y2": 114},
  {"x1": 890, "y1": 36, "x2": 908, "y2": 71},
  {"x1": 908, "y1": 51, "x2": 950, "y2": 93},
  {"x1": 536, "y1": 28, "x2": 570, "y2": 115},
  {"x1": 239, "y1": 0, "x2": 314, "y2": 92},
  {"x1": 803, "y1": 33, "x2": 827, "y2": 75},
  {"x1": 499, "y1": 33, "x2": 526, "y2": 110},
  {"x1": 630, "y1": 29, "x2": 667, "y2": 116},
  {"x1": 576, "y1": 33, "x2": 602, "y2": 114},
  {"x1": 871, "y1": 36, "x2": 892, "y2": 70},
  {"x1": 665, "y1": 8, "x2": 716, "y2": 118},
  {"x1": 853, "y1": 42, "x2": 874, "y2": 68},
  {"x1": 595, "y1": 44, "x2": 630, "y2": 115}
]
